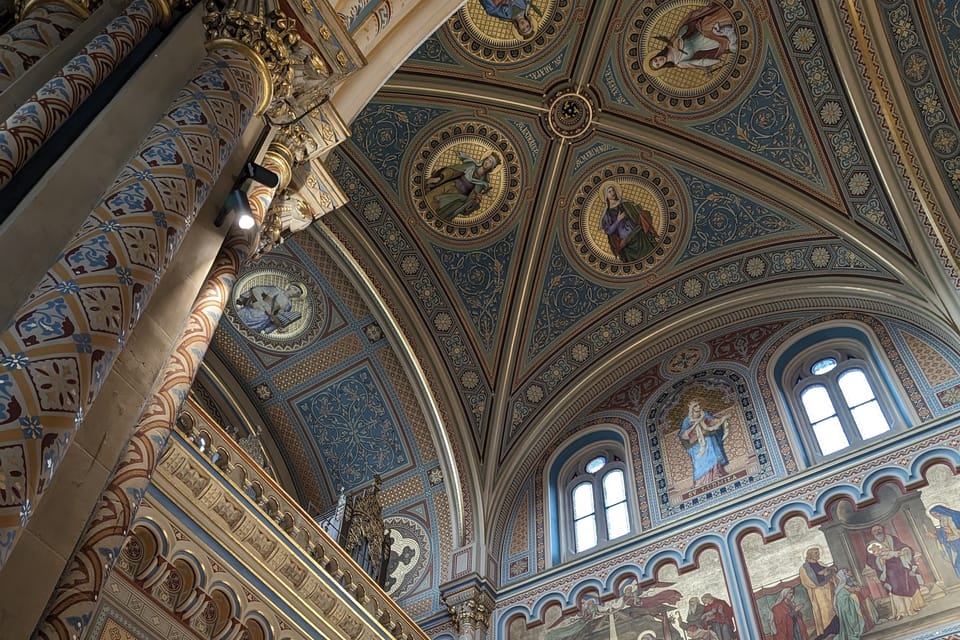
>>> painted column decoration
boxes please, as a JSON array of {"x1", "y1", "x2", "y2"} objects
[
  {"x1": 0, "y1": 0, "x2": 91, "y2": 93},
  {"x1": 34, "y1": 227, "x2": 254, "y2": 640},
  {"x1": 0, "y1": 0, "x2": 299, "y2": 568},
  {"x1": 0, "y1": 0, "x2": 176, "y2": 190}
]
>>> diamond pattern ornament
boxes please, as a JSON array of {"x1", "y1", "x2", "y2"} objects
[{"x1": 0, "y1": 47, "x2": 262, "y2": 568}]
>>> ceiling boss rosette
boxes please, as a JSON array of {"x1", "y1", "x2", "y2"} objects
[
  {"x1": 411, "y1": 121, "x2": 520, "y2": 239},
  {"x1": 626, "y1": 0, "x2": 759, "y2": 118},
  {"x1": 570, "y1": 162, "x2": 682, "y2": 278}
]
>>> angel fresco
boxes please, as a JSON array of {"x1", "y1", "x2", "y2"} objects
[
  {"x1": 478, "y1": 0, "x2": 542, "y2": 39},
  {"x1": 425, "y1": 150, "x2": 501, "y2": 221},
  {"x1": 648, "y1": 2, "x2": 738, "y2": 72}
]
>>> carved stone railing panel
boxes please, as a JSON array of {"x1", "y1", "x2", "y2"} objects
[{"x1": 167, "y1": 398, "x2": 425, "y2": 640}]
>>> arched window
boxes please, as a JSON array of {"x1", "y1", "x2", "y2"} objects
[
  {"x1": 782, "y1": 338, "x2": 904, "y2": 462},
  {"x1": 564, "y1": 450, "x2": 631, "y2": 554}
]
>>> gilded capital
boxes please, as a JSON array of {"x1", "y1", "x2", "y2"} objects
[
  {"x1": 203, "y1": 0, "x2": 300, "y2": 114},
  {"x1": 255, "y1": 157, "x2": 346, "y2": 256},
  {"x1": 269, "y1": 100, "x2": 348, "y2": 165}
]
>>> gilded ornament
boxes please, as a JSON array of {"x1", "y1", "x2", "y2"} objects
[{"x1": 202, "y1": 0, "x2": 300, "y2": 114}]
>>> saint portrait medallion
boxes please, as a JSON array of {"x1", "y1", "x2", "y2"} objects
[
  {"x1": 226, "y1": 263, "x2": 324, "y2": 351},
  {"x1": 449, "y1": 0, "x2": 567, "y2": 64},
  {"x1": 570, "y1": 163, "x2": 682, "y2": 278},
  {"x1": 626, "y1": 0, "x2": 759, "y2": 117},
  {"x1": 411, "y1": 121, "x2": 520, "y2": 238}
]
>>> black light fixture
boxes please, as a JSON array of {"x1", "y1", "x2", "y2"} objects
[{"x1": 214, "y1": 161, "x2": 280, "y2": 228}]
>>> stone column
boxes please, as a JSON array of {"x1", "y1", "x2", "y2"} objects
[
  {"x1": 0, "y1": 2, "x2": 286, "y2": 567},
  {"x1": 0, "y1": 0, "x2": 90, "y2": 93},
  {"x1": 34, "y1": 224, "x2": 258, "y2": 640},
  {"x1": 0, "y1": 0, "x2": 174, "y2": 190},
  {"x1": 442, "y1": 580, "x2": 496, "y2": 640}
]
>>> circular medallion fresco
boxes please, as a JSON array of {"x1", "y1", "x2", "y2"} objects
[
  {"x1": 626, "y1": 0, "x2": 757, "y2": 117},
  {"x1": 411, "y1": 121, "x2": 520, "y2": 238},
  {"x1": 226, "y1": 263, "x2": 324, "y2": 351},
  {"x1": 449, "y1": 0, "x2": 566, "y2": 64},
  {"x1": 383, "y1": 516, "x2": 430, "y2": 600},
  {"x1": 569, "y1": 163, "x2": 682, "y2": 278}
]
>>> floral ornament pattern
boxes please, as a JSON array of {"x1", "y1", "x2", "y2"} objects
[
  {"x1": 528, "y1": 239, "x2": 622, "y2": 357},
  {"x1": 434, "y1": 229, "x2": 517, "y2": 352},
  {"x1": 350, "y1": 103, "x2": 449, "y2": 190},
  {"x1": 297, "y1": 367, "x2": 409, "y2": 490},
  {"x1": 695, "y1": 51, "x2": 823, "y2": 186},
  {"x1": 678, "y1": 172, "x2": 804, "y2": 262}
]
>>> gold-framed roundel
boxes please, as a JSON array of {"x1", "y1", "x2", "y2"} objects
[
  {"x1": 625, "y1": 0, "x2": 758, "y2": 117},
  {"x1": 569, "y1": 163, "x2": 682, "y2": 278},
  {"x1": 226, "y1": 262, "x2": 324, "y2": 351},
  {"x1": 411, "y1": 121, "x2": 520, "y2": 239},
  {"x1": 449, "y1": 0, "x2": 567, "y2": 64}
]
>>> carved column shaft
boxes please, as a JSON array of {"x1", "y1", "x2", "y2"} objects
[
  {"x1": 0, "y1": 0, "x2": 90, "y2": 93},
  {"x1": 0, "y1": 0, "x2": 174, "y2": 190},
  {"x1": 0, "y1": 41, "x2": 262, "y2": 570}
]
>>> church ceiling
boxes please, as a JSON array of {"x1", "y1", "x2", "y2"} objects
[
  {"x1": 209, "y1": 0, "x2": 960, "y2": 528},
  {"x1": 326, "y1": 0, "x2": 935, "y2": 469}
]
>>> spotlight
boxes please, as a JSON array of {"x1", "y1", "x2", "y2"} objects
[
  {"x1": 237, "y1": 211, "x2": 256, "y2": 229},
  {"x1": 215, "y1": 189, "x2": 257, "y2": 228},
  {"x1": 245, "y1": 161, "x2": 280, "y2": 189}
]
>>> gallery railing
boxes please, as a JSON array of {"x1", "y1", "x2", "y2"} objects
[{"x1": 170, "y1": 397, "x2": 425, "y2": 640}]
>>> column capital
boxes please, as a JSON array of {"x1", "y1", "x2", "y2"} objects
[
  {"x1": 441, "y1": 577, "x2": 496, "y2": 638},
  {"x1": 203, "y1": 0, "x2": 300, "y2": 115},
  {"x1": 256, "y1": 156, "x2": 345, "y2": 255}
]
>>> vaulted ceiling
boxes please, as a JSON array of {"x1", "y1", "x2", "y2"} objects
[{"x1": 205, "y1": 0, "x2": 960, "y2": 559}]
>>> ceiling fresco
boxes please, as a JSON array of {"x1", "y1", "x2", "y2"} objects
[
  {"x1": 323, "y1": 0, "x2": 932, "y2": 469},
  {"x1": 201, "y1": 0, "x2": 960, "y2": 610}
]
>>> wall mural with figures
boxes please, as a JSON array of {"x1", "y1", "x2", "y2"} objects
[
  {"x1": 505, "y1": 548, "x2": 736, "y2": 640},
  {"x1": 499, "y1": 462, "x2": 960, "y2": 640},
  {"x1": 741, "y1": 463, "x2": 960, "y2": 640}
]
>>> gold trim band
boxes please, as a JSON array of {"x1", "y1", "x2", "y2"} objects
[
  {"x1": 20, "y1": 0, "x2": 89, "y2": 20},
  {"x1": 206, "y1": 38, "x2": 273, "y2": 116},
  {"x1": 263, "y1": 147, "x2": 294, "y2": 192}
]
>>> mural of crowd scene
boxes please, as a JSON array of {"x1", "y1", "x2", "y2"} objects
[
  {"x1": 506, "y1": 548, "x2": 738, "y2": 640},
  {"x1": 740, "y1": 464, "x2": 960, "y2": 639},
  {"x1": 653, "y1": 377, "x2": 766, "y2": 514}
]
